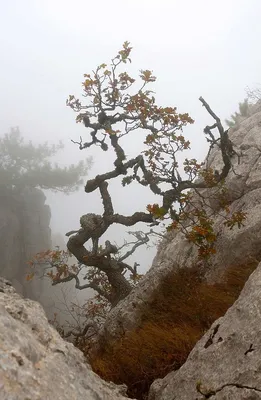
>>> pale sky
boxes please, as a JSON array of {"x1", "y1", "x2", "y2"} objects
[{"x1": 1, "y1": 0, "x2": 260, "y2": 272}]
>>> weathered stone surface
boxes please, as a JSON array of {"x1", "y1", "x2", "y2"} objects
[
  {"x1": 148, "y1": 260, "x2": 261, "y2": 400},
  {"x1": 0, "y1": 278, "x2": 131, "y2": 400},
  {"x1": 99, "y1": 100, "x2": 261, "y2": 343}
]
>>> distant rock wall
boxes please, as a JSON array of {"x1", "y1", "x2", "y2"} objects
[{"x1": 0, "y1": 187, "x2": 52, "y2": 307}]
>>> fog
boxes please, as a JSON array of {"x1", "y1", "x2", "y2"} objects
[{"x1": 1, "y1": 0, "x2": 261, "y2": 273}]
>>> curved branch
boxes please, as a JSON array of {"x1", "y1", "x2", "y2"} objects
[
  {"x1": 199, "y1": 96, "x2": 234, "y2": 180},
  {"x1": 52, "y1": 270, "x2": 112, "y2": 301},
  {"x1": 108, "y1": 211, "x2": 153, "y2": 226},
  {"x1": 109, "y1": 134, "x2": 126, "y2": 168},
  {"x1": 52, "y1": 272, "x2": 92, "y2": 290},
  {"x1": 63, "y1": 321, "x2": 98, "y2": 339},
  {"x1": 99, "y1": 181, "x2": 114, "y2": 217},
  {"x1": 160, "y1": 98, "x2": 235, "y2": 213},
  {"x1": 85, "y1": 155, "x2": 143, "y2": 193},
  {"x1": 118, "y1": 231, "x2": 150, "y2": 262}
]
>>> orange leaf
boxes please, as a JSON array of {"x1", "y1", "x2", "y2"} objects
[{"x1": 26, "y1": 273, "x2": 34, "y2": 281}]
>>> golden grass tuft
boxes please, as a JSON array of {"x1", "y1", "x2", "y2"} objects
[{"x1": 87, "y1": 260, "x2": 259, "y2": 399}]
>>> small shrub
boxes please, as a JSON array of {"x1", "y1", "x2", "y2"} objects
[{"x1": 225, "y1": 98, "x2": 249, "y2": 128}]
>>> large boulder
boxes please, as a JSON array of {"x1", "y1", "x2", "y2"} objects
[
  {"x1": 99, "y1": 100, "x2": 261, "y2": 344},
  {"x1": 0, "y1": 278, "x2": 132, "y2": 400},
  {"x1": 148, "y1": 260, "x2": 261, "y2": 400}
]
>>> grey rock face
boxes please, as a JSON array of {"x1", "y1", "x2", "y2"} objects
[
  {"x1": 0, "y1": 187, "x2": 52, "y2": 301},
  {"x1": 148, "y1": 260, "x2": 261, "y2": 400},
  {"x1": 0, "y1": 205, "x2": 21, "y2": 281},
  {"x1": 99, "y1": 101, "x2": 261, "y2": 343},
  {"x1": 0, "y1": 187, "x2": 65, "y2": 321},
  {"x1": 0, "y1": 278, "x2": 131, "y2": 400}
]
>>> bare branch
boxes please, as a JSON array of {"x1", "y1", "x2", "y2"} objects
[
  {"x1": 118, "y1": 231, "x2": 151, "y2": 262},
  {"x1": 63, "y1": 320, "x2": 98, "y2": 339},
  {"x1": 85, "y1": 155, "x2": 143, "y2": 193},
  {"x1": 199, "y1": 96, "x2": 234, "y2": 180},
  {"x1": 51, "y1": 271, "x2": 112, "y2": 301}
]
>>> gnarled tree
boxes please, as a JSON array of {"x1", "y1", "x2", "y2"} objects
[{"x1": 33, "y1": 42, "x2": 245, "y2": 310}]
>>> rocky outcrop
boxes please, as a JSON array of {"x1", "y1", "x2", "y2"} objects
[
  {"x1": 148, "y1": 260, "x2": 261, "y2": 400},
  {"x1": 0, "y1": 277, "x2": 131, "y2": 400},
  {"x1": 99, "y1": 100, "x2": 261, "y2": 343},
  {"x1": 0, "y1": 187, "x2": 51, "y2": 296}
]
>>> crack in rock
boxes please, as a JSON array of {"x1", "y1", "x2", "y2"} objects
[
  {"x1": 204, "y1": 324, "x2": 220, "y2": 349},
  {"x1": 197, "y1": 382, "x2": 261, "y2": 398}
]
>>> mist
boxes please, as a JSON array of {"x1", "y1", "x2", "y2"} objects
[{"x1": 1, "y1": 0, "x2": 261, "y2": 273}]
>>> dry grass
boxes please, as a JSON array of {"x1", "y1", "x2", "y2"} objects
[{"x1": 86, "y1": 260, "x2": 258, "y2": 399}]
